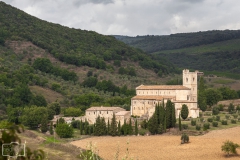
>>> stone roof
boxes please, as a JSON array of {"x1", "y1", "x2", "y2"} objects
[
  {"x1": 86, "y1": 106, "x2": 125, "y2": 111},
  {"x1": 136, "y1": 85, "x2": 190, "y2": 90},
  {"x1": 131, "y1": 95, "x2": 174, "y2": 100},
  {"x1": 115, "y1": 111, "x2": 130, "y2": 116}
]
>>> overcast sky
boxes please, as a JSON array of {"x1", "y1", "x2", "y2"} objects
[{"x1": 2, "y1": 0, "x2": 240, "y2": 36}]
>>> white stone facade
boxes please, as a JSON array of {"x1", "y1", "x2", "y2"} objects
[
  {"x1": 131, "y1": 69, "x2": 200, "y2": 119},
  {"x1": 85, "y1": 106, "x2": 130, "y2": 124}
]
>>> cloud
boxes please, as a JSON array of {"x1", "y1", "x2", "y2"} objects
[{"x1": 2, "y1": 0, "x2": 240, "y2": 36}]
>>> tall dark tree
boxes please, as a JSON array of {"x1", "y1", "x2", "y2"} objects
[
  {"x1": 181, "y1": 104, "x2": 189, "y2": 120},
  {"x1": 135, "y1": 119, "x2": 138, "y2": 136},
  {"x1": 49, "y1": 122, "x2": 54, "y2": 135},
  {"x1": 109, "y1": 113, "x2": 118, "y2": 136},
  {"x1": 166, "y1": 100, "x2": 172, "y2": 128},
  {"x1": 148, "y1": 113, "x2": 158, "y2": 134},
  {"x1": 129, "y1": 118, "x2": 133, "y2": 135},
  {"x1": 171, "y1": 103, "x2": 176, "y2": 128},
  {"x1": 40, "y1": 116, "x2": 48, "y2": 133},
  {"x1": 80, "y1": 120, "x2": 83, "y2": 135},
  {"x1": 178, "y1": 114, "x2": 182, "y2": 131},
  {"x1": 118, "y1": 120, "x2": 121, "y2": 136}
]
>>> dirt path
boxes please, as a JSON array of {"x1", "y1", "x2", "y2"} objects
[{"x1": 71, "y1": 126, "x2": 240, "y2": 160}]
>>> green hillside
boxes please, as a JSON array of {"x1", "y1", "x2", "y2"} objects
[
  {"x1": 0, "y1": 1, "x2": 181, "y2": 119},
  {"x1": 115, "y1": 30, "x2": 240, "y2": 75}
]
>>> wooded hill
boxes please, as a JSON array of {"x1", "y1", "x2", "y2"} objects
[
  {"x1": 0, "y1": 2, "x2": 181, "y2": 119},
  {"x1": 115, "y1": 30, "x2": 240, "y2": 76}
]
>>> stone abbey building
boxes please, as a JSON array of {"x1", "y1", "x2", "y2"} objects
[{"x1": 131, "y1": 69, "x2": 200, "y2": 119}]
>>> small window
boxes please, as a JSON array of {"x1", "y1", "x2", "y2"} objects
[
  {"x1": 134, "y1": 107, "x2": 135, "y2": 110},
  {"x1": 107, "y1": 111, "x2": 108, "y2": 114},
  {"x1": 100, "y1": 111, "x2": 101, "y2": 114},
  {"x1": 186, "y1": 78, "x2": 188, "y2": 82},
  {"x1": 94, "y1": 112, "x2": 95, "y2": 115},
  {"x1": 142, "y1": 107, "x2": 143, "y2": 110},
  {"x1": 89, "y1": 113, "x2": 90, "y2": 115},
  {"x1": 193, "y1": 77, "x2": 195, "y2": 81}
]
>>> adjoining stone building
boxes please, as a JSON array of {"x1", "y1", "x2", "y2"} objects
[
  {"x1": 85, "y1": 106, "x2": 130, "y2": 124},
  {"x1": 131, "y1": 69, "x2": 200, "y2": 119}
]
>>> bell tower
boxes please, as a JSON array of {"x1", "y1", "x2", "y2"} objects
[{"x1": 182, "y1": 69, "x2": 198, "y2": 102}]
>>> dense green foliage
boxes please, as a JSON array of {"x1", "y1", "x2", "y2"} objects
[
  {"x1": 0, "y1": 124, "x2": 45, "y2": 159},
  {"x1": 33, "y1": 58, "x2": 78, "y2": 82},
  {"x1": 148, "y1": 101, "x2": 176, "y2": 135},
  {"x1": 63, "y1": 107, "x2": 82, "y2": 117},
  {"x1": 116, "y1": 30, "x2": 240, "y2": 53},
  {"x1": 180, "y1": 104, "x2": 189, "y2": 120},
  {"x1": 116, "y1": 31, "x2": 240, "y2": 74},
  {"x1": 56, "y1": 123, "x2": 74, "y2": 138},
  {"x1": 221, "y1": 140, "x2": 240, "y2": 156},
  {"x1": 0, "y1": 2, "x2": 176, "y2": 75}
]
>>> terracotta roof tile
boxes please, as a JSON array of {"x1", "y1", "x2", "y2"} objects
[{"x1": 136, "y1": 85, "x2": 190, "y2": 90}]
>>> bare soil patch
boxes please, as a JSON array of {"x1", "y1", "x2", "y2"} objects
[{"x1": 71, "y1": 126, "x2": 240, "y2": 160}]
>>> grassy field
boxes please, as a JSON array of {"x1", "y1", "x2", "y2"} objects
[{"x1": 71, "y1": 126, "x2": 240, "y2": 160}]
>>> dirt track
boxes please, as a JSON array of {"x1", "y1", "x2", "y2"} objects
[{"x1": 71, "y1": 126, "x2": 240, "y2": 160}]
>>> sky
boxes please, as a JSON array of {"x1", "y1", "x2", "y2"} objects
[{"x1": 2, "y1": 0, "x2": 240, "y2": 36}]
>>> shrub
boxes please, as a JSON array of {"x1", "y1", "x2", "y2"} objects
[
  {"x1": 236, "y1": 105, "x2": 240, "y2": 111},
  {"x1": 207, "y1": 117, "x2": 213, "y2": 122},
  {"x1": 191, "y1": 119, "x2": 196, "y2": 126},
  {"x1": 231, "y1": 119, "x2": 237, "y2": 124},
  {"x1": 212, "y1": 106, "x2": 219, "y2": 115},
  {"x1": 221, "y1": 140, "x2": 240, "y2": 156},
  {"x1": 56, "y1": 123, "x2": 74, "y2": 138},
  {"x1": 238, "y1": 118, "x2": 240, "y2": 122},
  {"x1": 233, "y1": 114, "x2": 238, "y2": 119},
  {"x1": 218, "y1": 104, "x2": 224, "y2": 111},
  {"x1": 215, "y1": 115, "x2": 220, "y2": 121},
  {"x1": 199, "y1": 112, "x2": 203, "y2": 118},
  {"x1": 221, "y1": 120, "x2": 228, "y2": 125},
  {"x1": 138, "y1": 129, "x2": 147, "y2": 136},
  {"x1": 225, "y1": 115, "x2": 230, "y2": 119},
  {"x1": 196, "y1": 124, "x2": 201, "y2": 131},
  {"x1": 182, "y1": 124, "x2": 188, "y2": 130},
  {"x1": 228, "y1": 103, "x2": 235, "y2": 114},
  {"x1": 212, "y1": 121, "x2": 218, "y2": 127},
  {"x1": 181, "y1": 133, "x2": 189, "y2": 144},
  {"x1": 200, "y1": 117, "x2": 204, "y2": 123},
  {"x1": 203, "y1": 123, "x2": 210, "y2": 131}
]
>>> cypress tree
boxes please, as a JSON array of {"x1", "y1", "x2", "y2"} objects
[
  {"x1": 155, "y1": 104, "x2": 160, "y2": 124},
  {"x1": 164, "y1": 114, "x2": 166, "y2": 133},
  {"x1": 49, "y1": 122, "x2": 54, "y2": 135},
  {"x1": 166, "y1": 100, "x2": 172, "y2": 128},
  {"x1": 171, "y1": 102, "x2": 176, "y2": 128},
  {"x1": 109, "y1": 113, "x2": 118, "y2": 136},
  {"x1": 118, "y1": 120, "x2": 121, "y2": 136},
  {"x1": 84, "y1": 121, "x2": 89, "y2": 135},
  {"x1": 94, "y1": 116, "x2": 101, "y2": 136},
  {"x1": 41, "y1": 117, "x2": 48, "y2": 133},
  {"x1": 179, "y1": 114, "x2": 182, "y2": 131},
  {"x1": 181, "y1": 104, "x2": 189, "y2": 120},
  {"x1": 129, "y1": 118, "x2": 133, "y2": 135},
  {"x1": 80, "y1": 120, "x2": 83, "y2": 135},
  {"x1": 135, "y1": 119, "x2": 138, "y2": 136},
  {"x1": 107, "y1": 119, "x2": 110, "y2": 135},
  {"x1": 159, "y1": 104, "x2": 165, "y2": 126},
  {"x1": 148, "y1": 113, "x2": 158, "y2": 134},
  {"x1": 100, "y1": 117, "x2": 107, "y2": 135}
]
